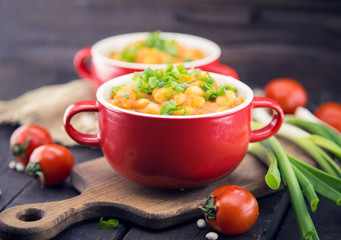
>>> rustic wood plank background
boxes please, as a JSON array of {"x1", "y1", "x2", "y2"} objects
[
  {"x1": 1, "y1": 0, "x2": 340, "y2": 107},
  {"x1": 0, "y1": 0, "x2": 340, "y2": 239}
]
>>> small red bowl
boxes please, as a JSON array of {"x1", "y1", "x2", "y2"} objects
[
  {"x1": 74, "y1": 32, "x2": 239, "y2": 91},
  {"x1": 63, "y1": 72, "x2": 283, "y2": 189}
]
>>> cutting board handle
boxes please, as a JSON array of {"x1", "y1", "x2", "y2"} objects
[{"x1": 0, "y1": 194, "x2": 102, "y2": 240}]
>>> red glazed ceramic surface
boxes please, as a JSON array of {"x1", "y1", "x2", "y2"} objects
[
  {"x1": 63, "y1": 72, "x2": 283, "y2": 189},
  {"x1": 74, "y1": 32, "x2": 239, "y2": 91}
]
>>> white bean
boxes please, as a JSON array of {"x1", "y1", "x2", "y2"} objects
[
  {"x1": 15, "y1": 162, "x2": 25, "y2": 172},
  {"x1": 185, "y1": 96, "x2": 205, "y2": 108},
  {"x1": 135, "y1": 98, "x2": 150, "y2": 108},
  {"x1": 172, "y1": 93, "x2": 186, "y2": 105},
  {"x1": 141, "y1": 102, "x2": 160, "y2": 114},
  {"x1": 206, "y1": 232, "x2": 218, "y2": 240},
  {"x1": 152, "y1": 87, "x2": 173, "y2": 103},
  {"x1": 184, "y1": 86, "x2": 205, "y2": 97},
  {"x1": 9, "y1": 160, "x2": 17, "y2": 170},
  {"x1": 196, "y1": 219, "x2": 206, "y2": 229}
]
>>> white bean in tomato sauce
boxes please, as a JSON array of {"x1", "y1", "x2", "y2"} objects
[{"x1": 108, "y1": 65, "x2": 244, "y2": 116}]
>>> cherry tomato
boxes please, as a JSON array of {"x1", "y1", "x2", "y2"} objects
[
  {"x1": 10, "y1": 125, "x2": 54, "y2": 165},
  {"x1": 25, "y1": 144, "x2": 74, "y2": 186},
  {"x1": 314, "y1": 102, "x2": 341, "y2": 132},
  {"x1": 200, "y1": 185, "x2": 259, "y2": 235},
  {"x1": 264, "y1": 78, "x2": 308, "y2": 114}
]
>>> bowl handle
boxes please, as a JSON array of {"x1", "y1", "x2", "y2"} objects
[
  {"x1": 63, "y1": 101, "x2": 101, "y2": 147},
  {"x1": 250, "y1": 97, "x2": 284, "y2": 142},
  {"x1": 74, "y1": 46, "x2": 95, "y2": 80},
  {"x1": 200, "y1": 61, "x2": 239, "y2": 80}
]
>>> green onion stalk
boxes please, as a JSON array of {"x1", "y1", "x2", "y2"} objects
[
  {"x1": 265, "y1": 136, "x2": 317, "y2": 238},
  {"x1": 291, "y1": 164, "x2": 319, "y2": 213},
  {"x1": 251, "y1": 122, "x2": 318, "y2": 239},
  {"x1": 294, "y1": 107, "x2": 341, "y2": 147},
  {"x1": 288, "y1": 154, "x2": 341, "y2": 206},
  {"x1": 249, "y1": 119, "x2": 341, "y2": 240},
  {"x1": 248, "y1": 142, "x2": 281, "y2": 190},
  {"x1": 252, "y1": 107, "x2": 341, "y2": 177}
]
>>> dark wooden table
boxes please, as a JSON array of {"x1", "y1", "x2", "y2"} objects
[{"x1": 1, "y1": 0, "x2": 340, "y2": 239}]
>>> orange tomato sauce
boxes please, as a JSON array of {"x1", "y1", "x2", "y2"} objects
[
  {"x1": 108, "y1": 73, "x2": 244, "y2": 116},
  {"x1": 108, "y1": 34, "x2": 205, "y2": 64}
]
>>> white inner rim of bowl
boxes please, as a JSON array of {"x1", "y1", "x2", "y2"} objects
[
  {"x1": 97, "y1": 72, "x2": 253, "y2": 119},
  {"x1": 91, "y1": 32, "x2": 221, "y2": 69}
]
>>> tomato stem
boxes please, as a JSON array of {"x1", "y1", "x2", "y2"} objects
[
  {"x1": 11, "y1": 137, "x2": 31, "y2": 159},
  {"x1": 200, "y1": 192, "x2": 224, "y2": 221},
  {"x1": 25, "y1": 162, "x2": 45, "y2": 188}
]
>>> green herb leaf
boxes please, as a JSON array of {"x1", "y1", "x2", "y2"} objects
[
  {"x1": 190, "y1": 68, "x2": 202, "y2": 77},
  {"x1": 144, "y1": 31, "x2": 177, "y2": 56},
  {"x1": 121, "y1": 92, "x2": 131, "y2": 99},
  {"x1": 173, "y1": 105, "x2": 187, "y2": 115},
  {"x1": 132, "y1": 64, "x2": 193, "y2": 95},
  {"x1": 216, "y1": 85, "x2": 237, "y2": 96},
  {"x1": 120, "y1": 44, "x2": 140, "y2": 62},
  {"x1": 112, "y1": 85, "x2": 126, "y2": 94},
  {"x1": 148, "y1": 77, "x2": 158, "y2": 89},
  {"x1": 98, "y1": 217, "x2": 119, "y2": 230},
  {"x1": 204, "y1": 90, "x2": 218, "y2": 100},
  {"x1": 200, "y1": 82, "x2": 213, "y2": 91},
  {"x1": 160, "y1": 100, "x2": 177, "y2": 115},
  {"x1": 160, "y1": 99, "x2": 188, "y2": 115}
]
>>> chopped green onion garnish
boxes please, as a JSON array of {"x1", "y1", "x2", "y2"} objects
[
  {"x1": 163, "y1": 88, "x2": 175, "y2": 98},
  {"x1": 131, "y1": 64, "x2": 199, "y2": 96},
  {"x1": 112, "y1": 65, "x2": 242, "y2": 116},
  {"x1": 200, "y1": 82, "x2": 213, "y2": 91},
  {"x1": 216, "y1": 84, "x2": 237, "y2": 94},
  {"x1": 160, "y1": 100, "x2": 177, "y2": 115},
  {"x1": 190, "y1": 68, "x2": 202, "y2": 77},
  {"x1": 160, "y1": 100, "x2": 187, "y2": 115},
  {"x1": 203, "y1": 90, "x2": 218, "y2": 100},
  {"x1": 112, "y1": 85, "x2": 125, "y2": 94},
  {"x1": 120, "y1": 44, "x2": 140, "y2": 62},
  {"x1": 98, "y1": 217, "x2": 119, "y2": 230},
  {"x1": 148, "y1": 77, "x2": 158, "y2": 89},
  {"x1": 121, "y1": 92, "x2": 130, "y2": 99},
  {"x1": 144, "y1": 31, "x2": 178, "y2": 56}
]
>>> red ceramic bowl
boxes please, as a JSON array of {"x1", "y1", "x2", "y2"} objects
[
  {"x1": 63, "y1": 72, "x2": 283, "y2": 189},
  {"x1": 74, "y1": 32, "x2": 239, "y2": 91}
]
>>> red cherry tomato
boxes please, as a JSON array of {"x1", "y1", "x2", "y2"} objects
[
  {"x1": 314, "y1": 102, "x2": 341, "y2": 132},
  {"x1": 25, "y1": 144, "x2": 74, "y2": 186},
  {"x1": 10, "y1": 125, "x2": 54, "y2": 165},
  {"x1": 200, "y1": 185, "x2": 259, "y2": 235},
  {"x1": 264, "y1": 78, "x2": 308, "y2": 114}
]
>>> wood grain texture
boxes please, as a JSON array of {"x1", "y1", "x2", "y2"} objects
[
  {"x1": 122, "y1": 191, "x2": 289, "y2": 240},
  {"x1": 0, "y1": 155, "x2": 266, "y2": 240},
  {"x1": 0, "y1": 137, "x2": 314, "y2": 240}
]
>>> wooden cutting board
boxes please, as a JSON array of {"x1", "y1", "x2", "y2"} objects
[{"x1": 0, "y1": 138, "x2": 313, "y2": 240}]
